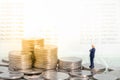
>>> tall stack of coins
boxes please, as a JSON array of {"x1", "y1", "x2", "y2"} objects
[
  {"x1": 9, "y1": 51, "x2": 32, "y2": 71},
  {"x1": 34, "y1": 45, "x2": 58, "y2": 69},
  {"x1": 34, "y1": 38, "x2": 44, "y2": 47},
  {"x1": 22, "y1": 38, "x2": 44, "y2": 52},
  {"x1": 58, "y1": 57, "x2": 82, "y2": 70},
  {"x1": 22, "y1": 38, "x2": 44, "y2": 67},
  {"x1": 22, "y1": 39, "x2": 34, "y2": 52}
]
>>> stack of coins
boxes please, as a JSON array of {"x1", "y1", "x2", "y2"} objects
[
  {"x1": 42, "y1": 70, "x2": 70, "y2": 80},
  {"x1": 34, "y1": 38, "x2": 44, "y2": 47},
  {"x1": 9, "y1": 51, "x2": 32, "y2": 71},
  {"x1": 22, "y1": 39, "x2": 34, "y2": 52},
  {"x1": 58, "y1": 57, "x2": 82, "y2": 70},
  {"x1": 22, "y1": 38, "x2": 44, "y2": 66},
  {"x1": 34, "y1": 45, "x2": 58, "y2": 69},
  {"x1": 22, "y1": 38, "x2": 44, "y2": 52}
]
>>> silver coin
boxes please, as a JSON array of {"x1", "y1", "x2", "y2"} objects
[
  {"x1": 0, "y1": 79, "x2": 25, "y2": 80},
  {"x1": 58, "y1": 69, "x2": 69, "y2": 73},
  {"x1": 93, "y1": 73, "x2": 117, "y2": 80},
  {"x1": 0, "y1": 60, "x2": 9, "y2": 67},
  {"x1": 108, "y1": 66, "x2": 120, "y2": 71},
  {"x1": 0, "y1": 71, "x2": 24, "y2": 80},
  {"x1": 70, "y1": 70, "x2": 92, "y2": 78},
  {"x1": 70, "y1": 69, "x2": 81, "y2": 72},
  {"x1": 107, "y1": 70, "x2": 120, "y2": 79},
  {"x1": 19, "y1": 68, "x2": 44, "y2": 75},
  {"x1": 2, "y1": 57, "x2": 9, "y2": 63},
  {"x1": 70, "y1": 77, "x2": 89, "y2": 80},
  {"x1": 24, "y1": 74, "x2": 44, "y2": 80},
  {"x1": 42, "y1": 70, "x2": 70, "y2": 80},
  {"x1": 59, "y1": 57, "x2": 82, "y2": 70},
  {"x1": 82, "y1": 63, "x2": 105, "y2": 73},
  {"x1": 0, "y1": 66, "x2": 9, "y2": 73}
]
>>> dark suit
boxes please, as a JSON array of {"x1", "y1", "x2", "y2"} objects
[{"x1": 89, "y1": 48, "x2": 95, "y2": 69}]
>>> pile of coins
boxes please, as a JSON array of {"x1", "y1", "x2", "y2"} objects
[
  {"x1": 9, "y1": 51, "x2": 32, "y2": 71},
  {"x1": 58, "y1": 57, "x2": 82, "y2": 70},
  {"x1": 2, "y1": 54, "x2": 120, "y2": 80},
  {"x1": 3, "y1": 38, "x2": 118, "y2": 79},
  {"x1": 34, "y1": 45, "x2": 58, "y2": 69}
]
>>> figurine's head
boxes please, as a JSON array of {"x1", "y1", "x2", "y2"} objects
[{"x1": 92, "y1": 44, "x2": 95, "y2": 48}]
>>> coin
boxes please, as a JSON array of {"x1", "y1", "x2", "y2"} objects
[
  {"x1": 0, "y1": 66, "x2": 9, "y2": 73},
  {"x1": 70, "y1": 70, "x2": 92, "y2": 78},
  {"x1": 2, "y1": 57, "x2": 9, "y2": 63},
  {"x1": 58, "y1": 69, "x2": 69, "y2": 73},
  {"x1": 107, "y1": 70, "x2": 120, "y2": 79},
  {"x1": 70, "y1": 77, "x2": 89, "y2": 80},
  {"x1": 82, "y1": 63, "x2": 105, "y2": 73},
  {"x1": 19, "y1": 68, "x2": 44, "y2": 75},
  {"x1": 42, "y1": 70, "x2": 70, "y2": 80},
  {"x1": 108, "y1": 66, "x2": 120, "y2": 71},
  {"x1": 0, "y1": 60, "x2": 9, "y2": 67},
  {"x1": 0, "y1": 71, "x2": 24, "y2": 80},
  {"x1": 93, "y1": 73, "x2": 118, "y2": 80},
  {"x1": 58, "y1": 57, "x2": 82, "y2": 70},
  {"x1": 24, "y1": 74, "x2": 44, "y2": 80}
]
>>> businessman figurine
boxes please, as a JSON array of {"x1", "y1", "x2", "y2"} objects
[{"x1": 89, "y1": 45, "x2": 96, "y2": 69}]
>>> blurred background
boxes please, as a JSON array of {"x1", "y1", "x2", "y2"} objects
[{"x1": 0, "y1": 0, "x2": 120, "y2": 67}]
